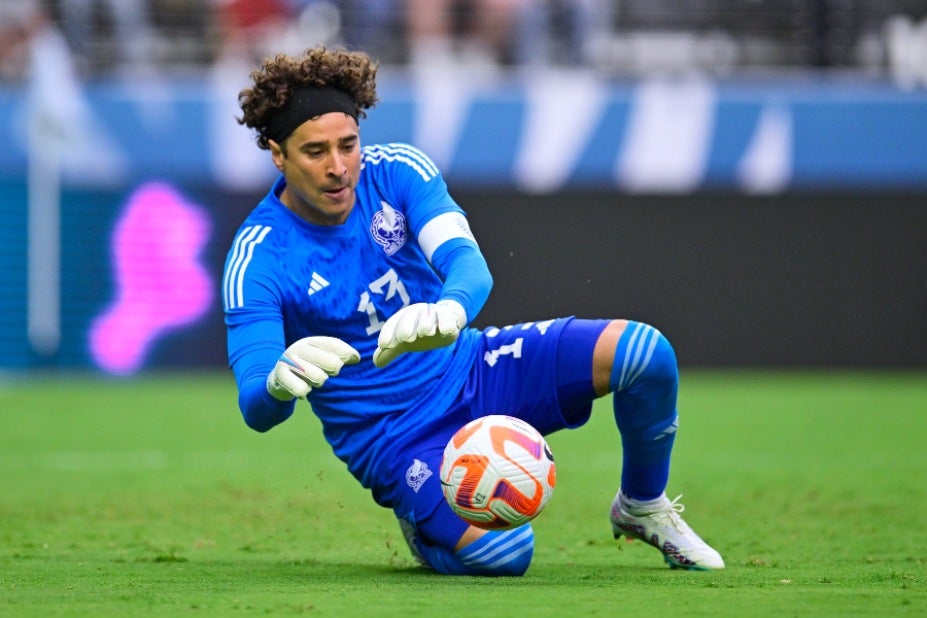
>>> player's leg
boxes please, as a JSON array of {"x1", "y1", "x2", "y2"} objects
[
  {"x1": 594, "y1": 319, "x2": 724, "y2": 570},
  {"x1": 466, "y1": 318, "x2": 610, "y2": 436},
  {"x1": 457, "y1": 317, "x2": 722, "y2": 570},
  {"x1": 403, "y1": 508, "x2": 535, "y2": 577},
  {"x1": 596, "y1": 319, "x2": 678, "y2": 501},
  {"x1": 397, "y1": 504, "x2": 535, "y2": 576},
  {"x1": 394, "y1": 426, "x2": 535, "y2": 576}
]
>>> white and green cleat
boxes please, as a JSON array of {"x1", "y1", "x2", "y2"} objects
[{"x1": 610, "y1": 492, "x2": 725, "y2": 571}]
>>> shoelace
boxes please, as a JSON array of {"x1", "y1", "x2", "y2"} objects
[
  {"x1": 617, "y1": 493, "x2": 717, "y2": 559},
  {"x1": 647, "y1": 495, "x2": 696, "y2": 535}
]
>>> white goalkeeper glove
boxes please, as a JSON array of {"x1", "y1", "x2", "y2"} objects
[
  {"x1": 266, "y1": 336, "x2": 361, "y2": 401},
  {"x1": 373, "y1": 300, "x2": 467, "y2": 368}
]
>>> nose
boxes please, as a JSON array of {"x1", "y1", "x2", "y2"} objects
[{"x1": 330, "y1": 152, "x2": 347, "y2": 177}]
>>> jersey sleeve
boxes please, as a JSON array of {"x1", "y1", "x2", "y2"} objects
[
  {"x1": 222, "y1": 223, "x2": 295, "y2": 431},
  {"x1": 428, "y1": 232, "x2": 493, "y2": 324}
]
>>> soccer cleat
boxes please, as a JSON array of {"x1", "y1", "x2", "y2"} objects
[
  {"x1": 397, "y1": 518, "x2": 429, "y2": 568},
  {"x1": 610, "y1": 492, "x2": 725, "y2": 570}
]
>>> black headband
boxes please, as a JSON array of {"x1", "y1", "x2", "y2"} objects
[{"x1": 264, "y1": 85, "x2": 358, "y2": 144}]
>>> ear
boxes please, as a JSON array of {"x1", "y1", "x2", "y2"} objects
[{"x1": 269, "y1": 139, "x2": 286, "y2": 172}]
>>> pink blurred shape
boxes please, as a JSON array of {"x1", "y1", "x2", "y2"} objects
[{"x1": 90, "y1": 182, "x2": 213, "y2": 374}]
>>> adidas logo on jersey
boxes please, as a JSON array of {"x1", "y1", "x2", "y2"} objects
[{"x1": 307, "y1": 272, "x2": 330, "y2": 296}]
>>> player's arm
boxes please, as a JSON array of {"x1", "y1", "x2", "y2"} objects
[
  {"x1": 231, "y1": 337, "x2": 300, "y2": 432},
  {"x1": 230, "y1": 322, "x2": 359, "y2": 431},
  {"x1": 224, "y1": 226, "x2": 358, "y2": 430},
  {"x1": 423, "y1": 214, "x2": 493, "y2": 323},
  {"x1": 373, "y1": 211, "x2": 493, "y2": 367}
]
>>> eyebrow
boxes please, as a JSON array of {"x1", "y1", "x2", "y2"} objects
[{"x1": 297, "y1": 134, "x2": 358, "y2": 151}]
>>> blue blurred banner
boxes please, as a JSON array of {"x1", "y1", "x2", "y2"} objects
[
  {"x1": 1, "y1": 73, "x2": 925, "y2": 374},
  {"x1": 1, "y1": 74, "x2": 926, "y2": 193}
]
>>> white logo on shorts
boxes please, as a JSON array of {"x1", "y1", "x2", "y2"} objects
[{"x1": 405, "y1": 458, "x2": 433, "y2": 493}]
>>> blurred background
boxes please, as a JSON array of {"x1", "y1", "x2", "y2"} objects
[{"x1": 0, "y1": 0, "x2": 925, "y2": 374}]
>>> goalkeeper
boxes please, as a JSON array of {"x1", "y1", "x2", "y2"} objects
[{"x1": 223, "y1": 46, "x2": 724, "y2": 575}]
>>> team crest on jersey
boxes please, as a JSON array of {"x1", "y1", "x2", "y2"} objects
[
  {"x1": 370, "y1": 201, "x2": 407, "y2": 255},
  {"x1": 405, "y1": 458, "x2": 432, "y2": 493}
]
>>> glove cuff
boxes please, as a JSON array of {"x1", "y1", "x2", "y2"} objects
[
  {"x1": 266, "y1": 371, "x2": 294, "y2": 401},
  {"x1": 437, "y1": 299, "x2": 467, "y2": 328}
]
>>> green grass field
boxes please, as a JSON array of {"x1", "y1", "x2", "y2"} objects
[{"x1": 1, "y1": 370, "x2": 925, "y2": 616}]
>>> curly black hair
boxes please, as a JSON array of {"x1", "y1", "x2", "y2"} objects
[{"x1": 238, "y1": 47, "x2": 379, "y2": 150}]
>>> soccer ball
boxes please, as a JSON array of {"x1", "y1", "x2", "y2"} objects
[{"x1": 440, "y1": 415, "x2": 556, "y2": 530}]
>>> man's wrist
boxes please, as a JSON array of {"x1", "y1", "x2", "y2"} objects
[{"x1": 437, "y1": 299, "x2": 467, "y2": 328}]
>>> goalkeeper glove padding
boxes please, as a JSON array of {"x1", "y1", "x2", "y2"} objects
[
  {"x1": 266, "y1": 336, "x2": 361, "y2": 401},
  {"x1": 373, "y1": 300, "x2": 467, "y2": 368}
]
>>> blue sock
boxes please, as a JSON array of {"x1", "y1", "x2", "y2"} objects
[
  {"x1": 457, "y1": 526, "x2": 534, "y2": 576},
  {"x1": 416, "y1": 526, "x2": 534, "y2": 577},
  {"x1": 609, "y1": 321, "x2": 679, "y2": 501}
]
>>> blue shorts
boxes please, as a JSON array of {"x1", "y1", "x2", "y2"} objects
[{"x1": 396, "y1": 317, "x2": 610, "y2": 550}]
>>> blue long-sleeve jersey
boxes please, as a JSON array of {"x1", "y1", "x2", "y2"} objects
[{"x1": 222, "y1": 143, "x2": 492, "y2": 509}]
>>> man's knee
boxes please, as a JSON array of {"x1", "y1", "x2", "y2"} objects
[{"x1": 611, "y1": 321, "x2": 678, "y2": 394}]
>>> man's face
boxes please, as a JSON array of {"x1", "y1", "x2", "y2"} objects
[{"x1": 270, "y1": 112, "x2": 361, "y2": 226}]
